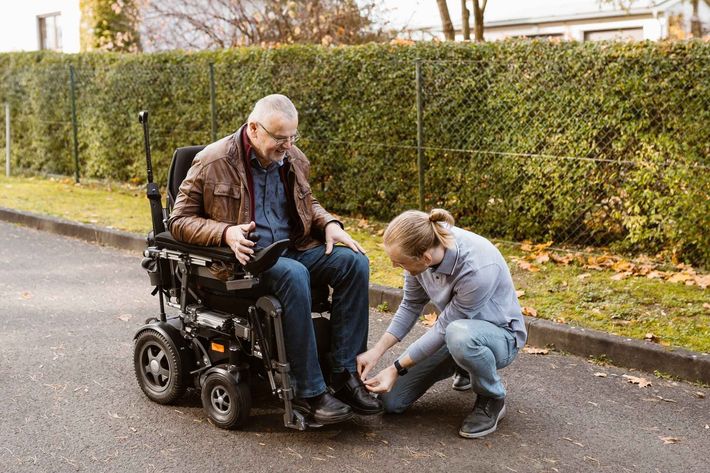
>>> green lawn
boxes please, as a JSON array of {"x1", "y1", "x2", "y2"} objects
[{"x1": 1, "y1": 175, "x2": 708, "y2": 353}]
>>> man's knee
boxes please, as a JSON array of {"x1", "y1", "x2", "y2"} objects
[{"x1": 445, "y1": 320, "x2": 475, "y2": 357}]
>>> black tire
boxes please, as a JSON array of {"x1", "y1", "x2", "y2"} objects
[
  {"x1": 134, "y1": 329, "x2": 187, "y2": 404},
  {"x1": 201, "y1": 371, "x2": 251, "y2": 430}
]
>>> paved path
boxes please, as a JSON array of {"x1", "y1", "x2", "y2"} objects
[{"x1": 0, "y1": 222, "x2": 708, "y2": 473}]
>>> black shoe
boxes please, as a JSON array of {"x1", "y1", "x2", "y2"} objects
[
  {"x1": 459, "y1": 396, "x2": 506, "y2": 439},
  {"x1": 293, "y1": 392, "x2": 353, "y2": 425},
  {"x1": 330, "y1": 370, "x2": 384, "y2": 415},
  {"x1": 452, "y1": 369, "x2": 472, "y2": 391}
]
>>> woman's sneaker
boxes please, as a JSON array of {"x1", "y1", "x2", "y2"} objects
[{"x1": 458, "y1": 396, "x2": 506, "y2": 438}]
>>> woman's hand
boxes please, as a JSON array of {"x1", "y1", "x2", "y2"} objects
[
  {"x1": 363, "y1": 365, "x2": 398, "y2": 393},
  {"x1": 356, "y1": 348, "x2": 382, "y2": 381}
]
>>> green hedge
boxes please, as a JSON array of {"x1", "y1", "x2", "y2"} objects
[{"x1": 0, "y1": 41, "x2": 708, "y2": 266}]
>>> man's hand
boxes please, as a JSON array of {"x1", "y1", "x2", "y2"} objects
[
  {"x1": 357, "y1": 348, "x2": 383, "y2": 381},
  {"x1": 224, "y1": 221, "x2": 257, "y2": 265},
  {"x1": 363, "y1": 365, "x2": 398, "y2": 394},
  {"x1": 325, "y1": 222, "x2": 366, "y2": 255}
]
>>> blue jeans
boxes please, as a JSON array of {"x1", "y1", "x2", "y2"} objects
[
  {"x1": 258, "y1": 245, "x2": 370, "y2": 398},
  {"x1": 381, "y1": 319, "x2": 519, "y2": 414}
]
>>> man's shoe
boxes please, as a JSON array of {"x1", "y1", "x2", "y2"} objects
[
  {"x1": 331, "y1": 370, "x2": 384, "y2": 415},
  {"x1": 293, "y1": 392, "x2": 353, "y2": 425},
  {"x1": 452, "y1": 369, "x2": 472, "y2": 391},
  {"x1": 458, "y1": 395, "x2": 506, "y2": 439}
]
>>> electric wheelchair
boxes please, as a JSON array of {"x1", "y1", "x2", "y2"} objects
[{"x1": 134, "y1": 111, "x2": 333, "y2": 430}]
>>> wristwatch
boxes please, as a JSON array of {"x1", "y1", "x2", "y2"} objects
[{"x1": 393, "y1": 359, "x2": 408, "y2": 376}]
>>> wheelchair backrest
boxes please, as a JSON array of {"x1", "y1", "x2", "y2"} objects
[{"x1": 167, "y1": 145, "x2": 206, "y2": 211}]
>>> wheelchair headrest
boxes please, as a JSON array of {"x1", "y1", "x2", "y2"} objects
[{"x1": 167, "y1": 145, "x2": 206, "y2": 210}]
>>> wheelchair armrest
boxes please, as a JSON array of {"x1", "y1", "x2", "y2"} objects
[
  {"x1": 154, "y1": 231, "x2": 238, "y2": 264},
  {"x1": 154, "y1": 231, "x2": 289, "y2": 276}
]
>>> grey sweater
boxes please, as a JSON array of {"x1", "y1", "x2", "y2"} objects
[{"x1": 386, "y1": 226, "x2": 527, "y2": 364}]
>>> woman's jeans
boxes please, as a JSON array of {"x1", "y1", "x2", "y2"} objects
[
  {"x1": 381, "y1": 319, "x2": 519, "y2": 414},
  {"x1": 258, "y1": 245, "x2": 370, "y2": 398}
]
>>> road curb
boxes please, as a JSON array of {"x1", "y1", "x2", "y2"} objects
[{"x1": 3, "y1": 206, "x2": 708, "y2": 384}]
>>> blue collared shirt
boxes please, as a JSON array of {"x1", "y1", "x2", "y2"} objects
[
  {"x1": 386, "y1": 226, "x2": 528, "y2": 364},
  {"x1": 250, "y1": 151, "x2": 291, "y2": 247}
]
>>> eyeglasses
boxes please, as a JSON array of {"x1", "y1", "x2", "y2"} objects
[{"x1": 258, "y1": 123, "x2": 300, "y2": 145}]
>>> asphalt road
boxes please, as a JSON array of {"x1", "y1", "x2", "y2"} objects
[{"x1": 0, "y1": 221, "x2": 708, "y2": 473}]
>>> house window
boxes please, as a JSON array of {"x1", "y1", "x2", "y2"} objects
[
  {"x1": 583, "y1": 28, "x2": 643, "y2": 42},
  {"x1": 38, "y1": 13, "x2": 62, "y2": 51}
]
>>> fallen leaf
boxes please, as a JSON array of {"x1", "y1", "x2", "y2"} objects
[
  {"x1": 646, "y1": 271, "x2": 665, "y2": 279},
  {"x1": 667, "y1": 273, "x2": 692, "y2": 284},
  {"x1": 117, "y1": 314, "x2": 133, "y2": 322},
  {"x1": 610, "y1": 272, "x2": 631, "y2": 281},
  {"x1": 534, "y1": 253, "x2": 550, "y2": 264},
  {"x1": 521, "y1": 306, "x2": 538, "y2": 317},
  {"x1": 517, "y1": 261, "x2": 540, "y2": 272},
  {"x1": 694, "y1": 392, "x2": 705, "y2": 399},
  {"x1": 522, "y1": 347, "x2": 549, "y2": 355},
  {"x1": 577, "y1": 273, "x2": 592, "y2": 281},
  {"x1": 20, "y1": 291, "x2": 32, "y2": 300},
  {"x1": 516, "y1": 290, "x2": 526, "y2": 298},
  {"x1": 593, "y1": 372, "x2": 608, "y2": 378},
  {"x1": 622, "y1": 374, "x2": 652, "y2": 388},
  {"x1": 421, "y1": 312, "x2": 438, "y2": 327},
  {"x1": 659, "y1": 436, "x2": 680, "y2": 444},
  {"x1": 695, "y1": 275, "x2": 710, "y2": 289},
  {"x1": 644, "y1": 333, "x2": 659, "y2": 343},
  {"x1": 611, "y1": 260, "x2": 634, "y2": 272}
]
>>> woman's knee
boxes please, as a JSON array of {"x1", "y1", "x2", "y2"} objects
[{"x1": 380, "y1": 393, "x2": 409, "y2": 414}]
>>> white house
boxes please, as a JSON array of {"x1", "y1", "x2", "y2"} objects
[
  {"x1": 385, "y1": 0, "x2": 710, "y2": 41},
  {"x1": 0, "y1": 0, "x2": 81, "y2": 53}
]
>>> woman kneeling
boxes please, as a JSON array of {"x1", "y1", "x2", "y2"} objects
[{"x1": 358, "y1": 209, "x2": 527, "y2": 438}]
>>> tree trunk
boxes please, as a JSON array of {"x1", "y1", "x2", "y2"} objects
[
  {"x1": 472, "y1": 0, "x2": 487, "y2": 42},
  {"x1": 461, "y1": 0, "x2": 471, "y2": 40},
  {"x1": 690, "y1": 0, "x2": 702, "y2": 38},
  {"x1": 436, "y1": 0, "x2": 455, "y2": 40}
]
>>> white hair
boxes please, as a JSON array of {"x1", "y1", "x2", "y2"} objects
[{"x1": 247, "y1": 94, "x2": 298, "y2": 123}]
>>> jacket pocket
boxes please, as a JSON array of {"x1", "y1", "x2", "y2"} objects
[{"x1": 210, "y1": 183, "x2": 241, "y2": 223}]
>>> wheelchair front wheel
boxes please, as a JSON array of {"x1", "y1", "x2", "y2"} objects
[
  {"x1": 201, "y1": 371, "x2": 251, "y2": 430},
  {"x1": 134, "y1": 329, "x2": 187, "y2": 404}
]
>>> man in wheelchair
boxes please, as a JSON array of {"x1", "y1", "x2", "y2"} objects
[{"x1": 167, "y1": 94, "x2": 382, "y2": 425}]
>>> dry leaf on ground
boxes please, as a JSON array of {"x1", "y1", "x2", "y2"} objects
[
  {"x1": 117, "y1": 314, "x2": 133, "y2": 322},
  {"x1": 516, "y1": 290, "x2": 526, "y2": 298},
  {"x1": 522, "y1": 306, "x2": 538, "y2": 317},
  {"x1": 594, "y1": 372, "x2": 608, "y2": 378},
  {"x1": 20, "y1": 291, "x2": 32, "y2": 300},
  {"x1": 522, "y1": 347, "x2": 549, "y2": 355},
  {"x1": 421, "y1": 312, "x2": 438, "y2": 327},
  {"x1": 659, "y1": 436, "x2": 680, "y2": 444},
  {"x1": 622, "y1": 374, "x2": 652, "y2": 388},
  {"x1": 644, "y1": 333, "x2": 659, "y2": 343},
  {"x1": 577, "y1": 273, "x2": 592, "y2": 281}
]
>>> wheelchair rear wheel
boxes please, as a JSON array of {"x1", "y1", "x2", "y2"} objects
[
  {"x1": 201, "y1": 370, "x2": 251, "y2": 430},
  {"x1": 134, "y1": 329, "x2": 187, "y2": 404}
]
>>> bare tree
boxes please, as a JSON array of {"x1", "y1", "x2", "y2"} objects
[
  {"x1": 471, "y1": 0, "x2": 487, "y2": 42},
  {"x1": 690, "y1": 0, "x2": 710, "y2": 37},
  {"x1": 436, "y1": 0, "x2": 455, "y2": 40},
  {"x1": 140, "y1": 0, "x2": 391, "y2": 51},
  {"x1": 461, "y1": 0, "x2": 471, "y2": 40}
]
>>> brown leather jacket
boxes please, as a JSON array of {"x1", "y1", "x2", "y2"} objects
[{"x1": 169, "y1": 125, "x2": 338, "y2": 252}]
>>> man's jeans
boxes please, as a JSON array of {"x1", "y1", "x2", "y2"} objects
[
  {"x1": 381, "y1": 319, "x2": 519, "y2": 414},
  {"x1": 258, "y1": 245, "x2": 369, "y2": 398}
]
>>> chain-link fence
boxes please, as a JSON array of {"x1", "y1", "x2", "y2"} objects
[{"x1": 1, "y1": 53, "x2": 708, "y2": 263}]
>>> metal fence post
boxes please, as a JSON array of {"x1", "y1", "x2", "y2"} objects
[
  {"x1": 416, "y1": 60, "x2": 425, "y2": 210},
  {"x1": 209, "y1": 62, "x2": 217, "y2": 142},
  {"x1": 69, "y1": 65, "x2": 80, "y2": 183},
  {"x1": 5, "y1": 103, "x2": 10, "y2": 177}
]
